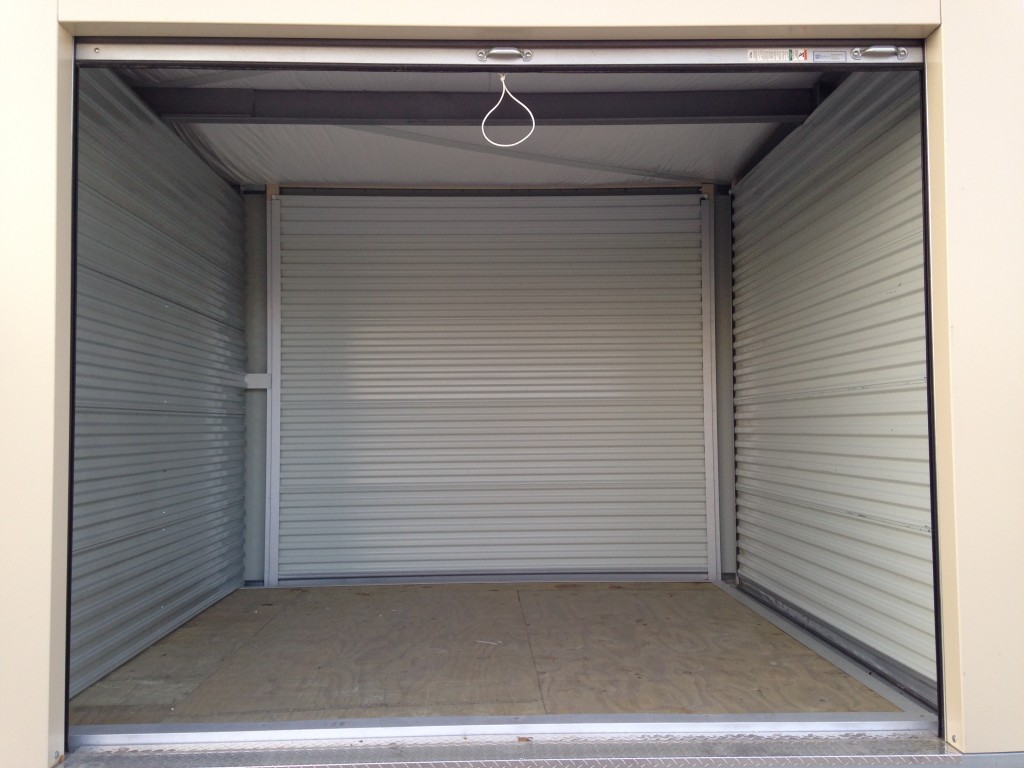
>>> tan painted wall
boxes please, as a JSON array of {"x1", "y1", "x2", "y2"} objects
[
  {"x1": 58, "y1": 0, "x2": 939, "y2": 39},
  {"x1": 6, "y1": 0, "x2": 1024, "y2": 763},
  {"x1": 0, "y1": 4, "x2": 73, "y2": 768},
  {"x1": 925, "y1": 0, "x2": 1024, "y2": 753}
]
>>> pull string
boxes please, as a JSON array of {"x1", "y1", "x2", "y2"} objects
[{"x1": 481, "y1": 73, "x2": 536, "y2": 148}]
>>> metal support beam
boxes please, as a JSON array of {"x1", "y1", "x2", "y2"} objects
[{"x1": 134, "y1": 87, "x2": 815, "y2": 125}]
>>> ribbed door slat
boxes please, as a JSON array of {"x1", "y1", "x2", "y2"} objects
[
  {"x1": 731, "y1": 72, "x2": 935, "y2": 702},
  {"x1": 70, "y1": 70, "x2": 247, "y2": 696},
  {"x1": 277, "y1": 194, "x2": 707, "y2": 578}
]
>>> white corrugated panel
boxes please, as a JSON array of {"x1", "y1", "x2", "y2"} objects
[
  {"x1": 71, "y1": 70, "x2": 247, "y2": 696},
  {"x1": 275, "y1": 194, "x2": 707, "y2": 579},
  {"x1": 731, "y1": 72, "x2": 935, "y2": 703}
]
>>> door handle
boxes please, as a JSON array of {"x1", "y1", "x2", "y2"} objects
[
  {"x1": 851, "y1": 46, "x2": 909, "y2": 61},
  {"x1": 476, "y1": 47, "x2": 534, "y2": 63}
]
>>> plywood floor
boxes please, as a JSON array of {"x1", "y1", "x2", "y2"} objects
[{"x1": 69, "y1": 583, "x2": 900, "y2": 724}]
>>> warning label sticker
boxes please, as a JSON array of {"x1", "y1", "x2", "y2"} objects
[
  {"x1": 813, "y1": 50, "x2": 848, "y2": 63},
  {"x1": 747, "y1": 48, "x2": 809, "y2": 62}
]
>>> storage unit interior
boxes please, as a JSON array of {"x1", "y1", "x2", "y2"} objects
[{"x1": 68, "y1": 44, "x2": 937, "y2": 733}]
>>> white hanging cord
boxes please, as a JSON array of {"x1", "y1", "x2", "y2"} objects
[{"x1": 481, "y1": 73, "x2": 536, "y2": 148}]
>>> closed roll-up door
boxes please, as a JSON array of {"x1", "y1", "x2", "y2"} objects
[
  {"x1": 731, "y1": 72, "x2": 935, "y2": 703},
  {"x1": 274, "y1": 193, "x2": 709, "y2": 579},
  {"x1": 71, "y1": 70, "x2": 247, "y2": 695}
]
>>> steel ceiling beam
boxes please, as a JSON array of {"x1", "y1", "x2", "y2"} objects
[{"x1": 134, "y1": 87, "x2": 815, "y2": 125}]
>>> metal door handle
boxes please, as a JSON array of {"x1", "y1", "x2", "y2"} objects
[
  {"x1": 477, "y1": 47, "x2": 534, "y2": 62},
  {"x1": 851, "y1": 45, "x2": 909, "y2": 61}
]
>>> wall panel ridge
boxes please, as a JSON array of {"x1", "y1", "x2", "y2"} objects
[
  {"x1": 275, "y1": 193, "x2": 709, "y2": 579},
  {"x1": 70, "y1": 69, "x2": 247, "y2": 696},
  {"x1": 732, "y1": 71, "x2": 935, "y2": 704}
]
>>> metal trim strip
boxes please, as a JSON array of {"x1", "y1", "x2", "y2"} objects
[
  {"x1": 69, "y1": 712, "x2": 939, "y2": 750},
  {"x1": 916, "y1": 66, "x2": 945, "y2": 739},
  {"x1": 701, "y1": 189, "x2": 721, "y2": 581},
  {"x1": 273, "y1": 572, "x2": 710, "y2": 587},
  {"x1": 265, "y1": 195, "x2": 282, "y2": 587},
  {"x1": 74, "y1": 41, "x2": 925, "y2": 68},
  {"x1": 279, "y1": 187, "x2": 705, "y2": 196}
]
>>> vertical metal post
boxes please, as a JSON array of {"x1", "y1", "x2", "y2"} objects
[
  {"x1": 243, "y1": 191, "x2": 268, "y2": 583},
  {"x1": 700, "y1": 185, "x2": 722, "y2": 581},
  {"x1": 264, "y1": 193, "x2": 282, "y2": 587},
  {"x1": 713, "y1": 189, "x2": 737, "y2": 577}
]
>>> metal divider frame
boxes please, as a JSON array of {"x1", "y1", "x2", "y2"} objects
[
  {"x1": 700, "y1": 186, "x2": 722, "y2": 581},
  {"x1": 265, "y1": 193, "x2": 282, "y2": 587}
]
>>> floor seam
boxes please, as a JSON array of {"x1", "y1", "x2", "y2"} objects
[{"x1": 516, "y1": 587, "x2": 548, "y2": 715}]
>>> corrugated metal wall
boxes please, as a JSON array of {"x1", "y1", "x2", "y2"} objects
[
  {"x1": 273, "y1": 193, "x2": 708, "y2": 579},
  {"x1": 71, "y1": 70, "x2": 247, "y2": 696},
  {"x1": 731, "y1": 72, "x2": 935, "y2": 701}
]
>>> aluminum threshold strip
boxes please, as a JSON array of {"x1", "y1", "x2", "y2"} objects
[
  {"x1": 75, "y1": 42, "x2": 924, "y2": 69},
  {"x1": 70, "y1": 713, "x2": 938, "y2": 750}
]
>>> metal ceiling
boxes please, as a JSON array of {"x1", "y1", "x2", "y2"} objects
[
  {"x1": 112, "y1": 67, "x2": 829, "y2": 187},
  {"x1": 175, "y1": 122, "x2": 782, "y2": 187}
]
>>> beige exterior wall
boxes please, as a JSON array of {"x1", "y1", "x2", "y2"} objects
[
  {"x1": 0, "y1": 4, "x2": 73, "y2": 768},
  {"x1": 57, "y1": 0, "x2": 939, "y2": 39},
  {"x1": 3, "y1": 0, "x2": 1023, "y2": 764},
  {"x1": 925, "y1": 0, "x2": 1024, "y2": 754}
]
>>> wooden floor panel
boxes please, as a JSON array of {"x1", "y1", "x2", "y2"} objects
[
  {"x1": 69, "y1": 583, "x2": 899, "y2": 725},
  {"x1": 520, "y1": 584, "x2": 895, "y2": 714}
]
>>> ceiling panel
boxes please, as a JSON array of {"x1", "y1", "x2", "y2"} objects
[
  {"x1": 114, "y1": 67, "x2": 817, "y2": 187},
  {"x1": 177, "y1": 121, "x2": 778, "y2": 187}
]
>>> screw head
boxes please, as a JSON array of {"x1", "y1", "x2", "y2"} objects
[{"x1": 476, "y1": 50, "x2": 487, "y2": 61}]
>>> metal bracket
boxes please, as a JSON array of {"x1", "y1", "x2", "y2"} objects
[
  {"x1": 244, "y1": 372, "x2": 271, "y2": 390},
  {"x1": 476, "y1": 46, "x2": 533, "y2": 63}
]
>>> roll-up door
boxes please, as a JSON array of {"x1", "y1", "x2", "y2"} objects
[
  {"x1": 272, "y1": 193, "x2": 710, "y2": 580},
  {"x1": 71, "y1": 70, "x2": 247, "y2": 695},
  {"x1": 731, "y1": 72, "x2": 935, "y2": 703}
]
